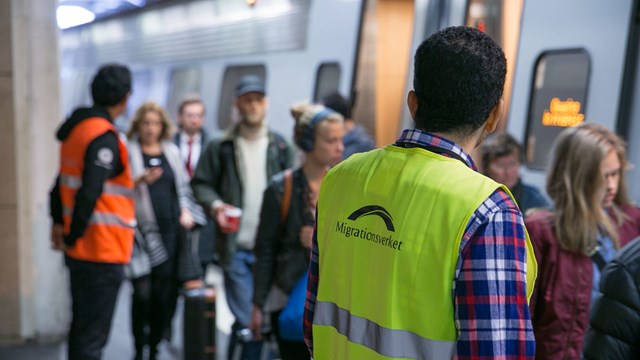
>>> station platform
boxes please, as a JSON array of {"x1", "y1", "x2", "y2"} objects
[{"x1": 0, "y1": 265, "x2": 233, "y2": 360}]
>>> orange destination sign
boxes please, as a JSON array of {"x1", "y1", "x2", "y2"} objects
[{"x1": 541, "y1": 97, "x2": 585, "y2": 127}]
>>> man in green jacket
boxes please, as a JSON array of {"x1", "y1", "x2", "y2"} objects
[{"x1": 191, "y1": 75, "x2": 294, "y2": 358}]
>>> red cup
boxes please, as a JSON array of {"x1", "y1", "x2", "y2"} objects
[{"x1": 224, "y1": 207, "x2": 243, "y2": 233}]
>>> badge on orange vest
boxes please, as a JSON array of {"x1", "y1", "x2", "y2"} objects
[{"x1": 96, "y1": 147, "x2": 114, "y2": 169}]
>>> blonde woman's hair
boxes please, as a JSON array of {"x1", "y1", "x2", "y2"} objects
[
  {"x1": 127, "y1": 101, "x2": 175, "y2": 140},
  {"x1": 547, "y1": 123, "x2": 628, "y2": 253},
  {"x1": 290, "y1": 102, "x2": 343, "y2": 152}
]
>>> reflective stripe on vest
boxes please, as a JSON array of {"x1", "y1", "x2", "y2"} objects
[
  {"x1": 315, "y1": 301, "x2": 455, "y2": 359},
  {"x1": 313, "y1": 145, "x2": 537, "y2": 359},
  {"x1": 63, "y1": 206, "x2": 137, "y2": 228},
  {"x1": 59, "y1": 116, "x2": 135, "y2": 263},
  {"x1": 59, "y1": 174, "x2": 135, "y2": 198}
]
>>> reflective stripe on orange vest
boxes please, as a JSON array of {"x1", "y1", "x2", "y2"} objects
[{"x1": 59, "y1": 117, "x2": 135, "y2": 264}]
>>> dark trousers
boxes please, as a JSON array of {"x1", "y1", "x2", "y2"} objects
[
  {"x1": 270, "y1": 311, "x2": 310, "y2": 360},
  {"x1": 131, "y1": 269, "x2": 179, "y2": 358},
  {"x1": 66, "y1": 256, "x2": 124, "y2": 360}
]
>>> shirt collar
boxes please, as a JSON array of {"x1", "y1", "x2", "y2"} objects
[
  {"x1": 394, "y1": 128, "x2": 477, "y2": 170},
  {"x1": 181, "y1": 130, "x2": 201, "y2": 144}
]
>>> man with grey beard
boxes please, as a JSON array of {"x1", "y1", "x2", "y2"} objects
[{"x1": 191, "y1": 75, "x2": 294, "y2": 359}]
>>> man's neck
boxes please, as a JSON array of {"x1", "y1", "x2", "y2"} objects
[
  {"x1": 182, "y1": 129, "x2": 200, "y2": 139},
  {"x1": 239, "y1": 121, "x2": 267, "y2": 140},
  {"x1": 105, "y1": 105, "x2": 122, "y2": 121},
  {"x1": 430, "y1": 128, "x2": 484, "y2": 155}
]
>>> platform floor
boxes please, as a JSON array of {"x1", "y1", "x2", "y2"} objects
[{"x1": 0, "y1": 265, "x2": 234, "y2": 360}]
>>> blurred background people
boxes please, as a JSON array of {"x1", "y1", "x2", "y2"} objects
[
  {"x1": 249, "y1": 103, "x2": 344, "y2": 359},
  {"x1": 126, "y1": 101, "x2": 205, "y2": 360},
  {"x1": 526, "y1": 123, "x2": 640, "y2": 360},
  {"x1": 322, "y1": 91, "x2": 374, "y2": 160},
  {"x1": 583, "y1": 237, "x2": 640, "y2": 359},
  {"x1": 173, "y1": 94, "x2": 218, "y2": 270},
  {"x1": 478, "y1": 131, "x2": 549, "y2": 216},
  {"x1": 191, "y1": 75, "x2": 294, "y2": 359},
  {"x1": 49, "y1": 64, "x2": 134, "y2": 360}
]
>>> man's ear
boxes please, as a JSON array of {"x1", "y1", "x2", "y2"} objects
[
  {"x1": 119, "y1": 92, "x2": 131, "y2": 108},
  {"x1": 484, "y1": 99, "x2": 504, "y2": 133},
  {"x1": 407, "y1": 90, "x2": 418, "y2": 120}
]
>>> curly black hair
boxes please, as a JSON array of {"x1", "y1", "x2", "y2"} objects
[
  {"x1": 91, "y1": 64, "x2": 132, "y2": 107},
  {"x1": 413, "y1": 26, "x2": 506, "y2": 137}
]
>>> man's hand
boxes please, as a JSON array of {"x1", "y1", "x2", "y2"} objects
[
  {"x1": 248, "y1": 305, "x2": 264, "y2": 340},
  {"x1": 137, "y1": 167, "x2": 163, "y2": 185},
  {"x1": 299, "y1": 225, "x2": 314, "y2": 249},
  {"x1": 50, "y1": 224, "x2": 67, "y2": 251},
  {"x1": 212, "y1": 203, "x2": 239, "y2": 234},
  {"x1": 183, "y1": 279, "x2": 203, "y2": 290},
  {"x1": 180, "y1": 209, "x2": 195, "y2": 230}
]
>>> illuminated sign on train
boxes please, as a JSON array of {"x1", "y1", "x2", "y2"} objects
[{"x1": 541, "y1": 97, "x2": 585, "y2": 127}]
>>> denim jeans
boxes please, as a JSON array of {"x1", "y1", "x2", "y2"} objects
[
  {"x1": 224, "y1": 249, "x2": 255, "y2": 328},
  {"x1": 225, "y1": 250, "x2": 265, "y2": 360}
]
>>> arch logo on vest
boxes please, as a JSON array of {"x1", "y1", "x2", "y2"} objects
[{"x1": 334, "y1": 205, "x2": 404, "y2": 251}]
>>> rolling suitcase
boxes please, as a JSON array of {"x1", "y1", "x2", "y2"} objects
[
  {"x1": 230, "y1": 328, "x2": 277, "y2": 360},
  {"x1": 183, "y1": 286, "x2": 217, "y2": 360}
]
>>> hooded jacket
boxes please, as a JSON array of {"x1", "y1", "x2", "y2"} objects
[{"x1": 50, "y1": 107, "x2": 125, "y2": 247}]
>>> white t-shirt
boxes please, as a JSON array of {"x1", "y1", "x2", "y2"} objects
[{"x1": 235, "y1": 134, "x2": 269, "y2": 249}]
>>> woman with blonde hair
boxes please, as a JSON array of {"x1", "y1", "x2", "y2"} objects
[
  {"x1": 126, "y1": 101, "x2": 205, "y2": 360},
  {"x1": 525, "y1": 122, "x2": 640, "y2": 359},
  {"x1": 248, "y1": 103, "x2": 344, "y2": 359}
]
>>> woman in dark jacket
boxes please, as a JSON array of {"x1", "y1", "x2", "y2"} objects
[
  {"x1": 583, "y1": 237, "x2": 640, "y2": 359},
  {"x1": 126, "y1": 101, "x2": 205, "y2": 360},
  {"x1": 526, "y1": 123, "x2": 640, "y2": 360},
  {"x1": 249, "y1": 103, "x2": 344, "y2": 359}
]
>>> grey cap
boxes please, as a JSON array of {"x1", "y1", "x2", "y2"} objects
[{"x1": 235, "y1": 75, "x2": 266, "y2": 97}]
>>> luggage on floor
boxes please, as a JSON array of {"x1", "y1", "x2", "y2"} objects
[{"x1": 183, "y1": 286, "x2": 216, "y2": 360}]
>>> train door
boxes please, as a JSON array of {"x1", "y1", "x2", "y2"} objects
[
  {"x1": 352, "y1": 0, "x2": 469, "y2": 146},
  {"x1": 617, "y1": 3, "x2": 640, "y2": 203},
  {"x1": 507, "y1": 0, "x2": 635, "y2": 188}
]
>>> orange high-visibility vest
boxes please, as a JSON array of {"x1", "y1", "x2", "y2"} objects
[{"x1": 59, "y1": 117, "x2": 135, "y2": 264}]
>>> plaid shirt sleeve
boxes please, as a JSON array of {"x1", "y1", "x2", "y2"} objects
[
  {"x1": 454, "y1": 189, "x2": 535, "y2": 359},
  {"x1": 303, "y1": 219, "x2": 319, "y2": 356}
]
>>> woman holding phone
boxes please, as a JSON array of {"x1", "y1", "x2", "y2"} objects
[{"x1": 126, "y1": 101, "x2": 204, "y2": 360}]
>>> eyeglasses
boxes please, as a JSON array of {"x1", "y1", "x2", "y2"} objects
[{"x1": 488, "y1": 161, "x2": 520, "y2": 171}]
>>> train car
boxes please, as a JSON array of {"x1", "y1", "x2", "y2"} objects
[
  {"x1": 60, "y1": 0, "x2": 640, "y2": 201},
  {"x1": 60, "y1": 0, "x2": 365, "y2": 140}
]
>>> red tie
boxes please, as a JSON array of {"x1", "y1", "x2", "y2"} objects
[{"x1": 186, "y1": 138, "x2": 194, "y2": 177}]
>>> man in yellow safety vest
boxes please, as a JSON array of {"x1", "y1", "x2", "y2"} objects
[{"x1": 304, "y1": 26, "x2": 537, "y2": 359}]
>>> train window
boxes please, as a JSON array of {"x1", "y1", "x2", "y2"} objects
[
  {"x1": 524, "y1": 50, "x2": 590, "y2": 170},
  {"x1": 218, "y1": 65, "x2": 266, "y2": 130},
  {"x1": 313, "y1": 63, "x2": 341, "y2": 103},
  {"x1": 167, "y1": 66, "x2": 201, "y2": 121}
]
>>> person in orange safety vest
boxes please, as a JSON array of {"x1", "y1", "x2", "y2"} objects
[{"x1": 49, "y1": 64, "x2": 134, "y2": 360}]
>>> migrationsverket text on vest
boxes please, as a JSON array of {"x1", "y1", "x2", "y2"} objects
[{"x1": 335, "y1": 221, "x2": 403, "y2": 251}]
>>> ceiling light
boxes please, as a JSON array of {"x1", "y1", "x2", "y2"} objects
[{"x1": 57, "y1": 5, "x2": 96, "y2": 29}]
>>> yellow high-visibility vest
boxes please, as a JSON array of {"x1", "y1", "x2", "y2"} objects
[{"x1": 313, "y1": 145, "x2": 537, "y2": 359}]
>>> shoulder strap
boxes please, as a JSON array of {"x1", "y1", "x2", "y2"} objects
[{"x1": 281, "y1": 169, "x2": 293, "y2": 224}]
